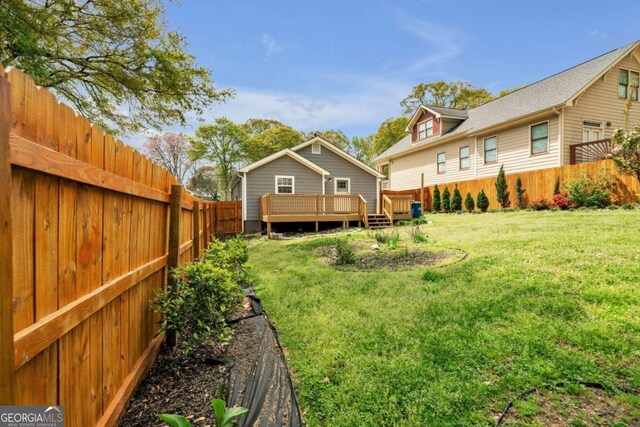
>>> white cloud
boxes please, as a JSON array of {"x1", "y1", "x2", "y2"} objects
[
  {"x1": 588, "y1": 29, "x2": 607, "y2": 38},
  {"x1": 261, "y1": 33, "x2": 282, "y2": 56}
]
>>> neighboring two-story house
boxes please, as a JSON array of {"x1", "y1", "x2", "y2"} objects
[
  {"x1": 374, "y1": 40, "x2": 640, "y2": 191},
  {"x1": 236, "y1": 136, "x2": 385, "y2": 233}
]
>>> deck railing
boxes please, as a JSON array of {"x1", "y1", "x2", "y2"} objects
[
  {"x1": 382, "y1": 194, "x2": 412, "y2": 222},
  {"x1": 260, "y1": 193, "x2": 365, "y2": 216},
  {"x1": 569, "y1": 138, "x2": 616, "y2": 165}
]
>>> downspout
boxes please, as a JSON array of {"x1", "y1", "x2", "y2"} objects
[{"x1": 552, "y1": 107, "x2": 563, "y2": 166}]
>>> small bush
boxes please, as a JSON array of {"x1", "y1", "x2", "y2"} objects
[
  {"x1": 553, "y1": 176, "x2": 561, "y2": 196},
  {"x1": 411, "y1": 217, "x2": 428, "y2": 225},
  {"x1": 410, "y1": 225, "x2": 428, "y2": 243},
  {"x1": 373, "y1": 230, "x2": 390, "y2": 244},
  {"x1": 451, "y1": 185, "x2": 462, "y2": 211},
  {"x1": 606, "y1": 204, "x2": 619, "y2": 210},
  {"x1": 388, "y1": 230, "x2": 400, "y2": 249},
  {"x1": 476, "y1": 190, "x2": 489, "y2": 212},
  {"x1": 529, "y1": 199, "x2": 549, "y2": 211},
  {"x1": 432, "y1": 185, "x2": 441, "y2": 212},
  {"x1": 442, "y1": 187, "x2": 451, "y2": 212},
  {"x1": 394, "y1": 245, "x2": 411, "y2": 260},
  {"x1": 335, "y1": 239, "x2": 357, "y2": 265},
  {"x1": 621, "y1": 203, "x2": 636, "y2": 210},
  {"x1": 422, "y1": 270, "x2": 439, "y2": 282},
  {"x1": 564, "y1": 168, "x2": 614, "y2": 208},
  {"x1": 201, "y1": 236, "x2": 250, "y2": 285},
  {"x1": 515, "y1": 177, "x2": 526, "y2": 209},
  {"x1": 552, "y1": 191, "x2": 571, "y2": 210},
  {"x1": 464, "y1": 192, "x2": 475, "y2": 212},
  {"x1": 495, "y1": 165, "x2": 510, "y2": 208}
]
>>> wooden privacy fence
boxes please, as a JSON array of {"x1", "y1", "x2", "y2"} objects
[
  {"x1": 0, "y1": 66, "x2": 241, "y2": 426},
  {"x1": 381, "y1": 160, "x2": 639, "y2": 211}
]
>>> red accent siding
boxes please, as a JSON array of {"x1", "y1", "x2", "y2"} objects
[{"x1": 411, "y1": 110, "x2": 440, "y2": 143}]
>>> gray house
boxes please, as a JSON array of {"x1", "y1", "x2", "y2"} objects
[{"x1": 236, "y1": 136, "x2": 386, "y2": 233}]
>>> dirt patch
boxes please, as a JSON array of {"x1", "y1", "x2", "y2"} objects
[
  {"x1": 120, "y1": 300, "x2": 264, "y2": 426},
  {"x1": 498, "y1": 384, "x2": 640, "y2": 426}
]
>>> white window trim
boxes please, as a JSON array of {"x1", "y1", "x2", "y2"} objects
[
  {"x1": 311, "y1": 142, "x2": 321, "y2": 154},
  {"x1": 275, "y1": 175, "x2": 295, "y2": 194},
  {"x1": 483, "y1": 135, "x2": 498, "y2": 164},
  {"x1": 618, "y1": 68, "x2": 639, "y2": 100},
  {"x1": 530, "y1": 121, "x2": 550, "y2": 155},
  {"x1": 334, "y1": 177, "x2": 351, "y2": 194},
  {"x1": 459, "y1": 145, "x2": 470, "y2": 170},
  {"x1": 417, "y1": 118, "x2": 434, "y2": 140},
  {"x1": 437, "y1": 152, "x2": 446, "y2": 174}
]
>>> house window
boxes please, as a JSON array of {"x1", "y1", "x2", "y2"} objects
[
  {"x1": 335, "y1": 178, "x2": 350, "y2": 194},
  {"x1": 417, "y1": 119, "x2": 434, "y2": 140},
  {"x1": 582, "y1": 120, "x2": 603, "y2": 142},
  {"x1": 459, "y1": 146, "x2": 470, "y2": 170},
  {"x1": 275, "y1": 175, "x2": 294, "y2": 194},
  {"x1": 530, "y1": 122, "x2": 549, "y2": 154},
  {"x1": 437, "y1": 152, "x2": 446, "y2": 174},
  {"x1": 619, "y1": 69, "x2": 639, "y2": 101},
  {"x1": 484, "y1": 136, "x2": 497, "y2": 163},
  {"x1": 312, "y1": 142, "x2": 321, "y2": 154}
]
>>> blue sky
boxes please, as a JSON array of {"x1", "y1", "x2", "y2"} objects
[{"x1": 129, "y1": 0, "x2": 639, "y2": 146}]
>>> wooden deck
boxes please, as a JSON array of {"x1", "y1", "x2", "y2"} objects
[{"x1": 259, "y1": 193, "x2": 414, "y2": 236}]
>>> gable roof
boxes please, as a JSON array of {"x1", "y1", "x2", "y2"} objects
[
  {"x1": 292, "y1": 136, "x2": 385, "y2": 178},
  {"x1": 238, "y1": 148, "x2": 330, "y2": 175},
  {"x1": 375, "y1": 40, "x2": 640, "y2": 163}
]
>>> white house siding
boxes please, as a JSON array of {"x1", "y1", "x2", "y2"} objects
[
  {"x1": 387, "y1": 115, "x2": 559, "y2": 190},
  {"x1": 562, "y1": 52, "x2": 640, "y2": 164}
]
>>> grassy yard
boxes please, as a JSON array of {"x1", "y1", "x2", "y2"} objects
[{"x1": 247, "y1": 211, "x2": 640, "y2": 426}]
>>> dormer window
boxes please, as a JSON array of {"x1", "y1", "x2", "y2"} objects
[{"x1": 417, "y1": 119, "x2": 434, "y2": 140}]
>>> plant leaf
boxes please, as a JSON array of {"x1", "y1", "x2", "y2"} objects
[
  {"x1": 157, "y1": 414, "x2": 192, "y2": 427},
  {"x1": 221, "y1": 406, "x2": 249, "y2": 425},
  {"x1": 211, "y1": 398, "x2": 226, "y2": 426}
]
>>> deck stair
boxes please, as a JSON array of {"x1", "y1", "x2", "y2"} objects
[{"x1": 367, "y1": 213, "x2": 391, "y2": 229}]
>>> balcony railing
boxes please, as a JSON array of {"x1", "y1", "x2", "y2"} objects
[
  {"x1": 570, "y1": 139, "x2": 616, "y2": 165},
  {"x1": 259, "y1": 193, "x2": 366, "y2": 217}
]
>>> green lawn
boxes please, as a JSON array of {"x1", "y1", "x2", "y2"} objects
[{"x1": 247, "y1": 211, "x2": 640, "y2": 426}]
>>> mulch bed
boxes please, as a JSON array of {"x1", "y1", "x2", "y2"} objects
[
  {"x1": 347, "y1": 249, "x2": 454, "y2": 270},
  {"x1": 120, "y1": 301, "x2": 259, "y2": 427}
]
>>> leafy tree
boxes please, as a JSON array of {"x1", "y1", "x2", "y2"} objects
[
  {"x1": 0, "y1": 0, "x2": 230, "y2": 134},
  {"x1": 190, "y1": 118, "x2": 248, "y2": 200},
  {"x1": 370, "y1": 117, "x2": 410, "y2": 156},
  {"x1": 495, "y1": 165, "x2": 510, "y2": 208},
  {"x1": 142, "y1": 132, "x2": 195, "y2": 184},
  {"x1": 242, "y1": 125, "x2": 304, "y2": 163},
  {"x1": 400, "y1": 81, "x2": 493, "y2": 115},
  {"x1": 187, "y1": 165, "x2": 219, "y2": 200},
  {"x1": 306, "y1": 130, "x2": 349, "y2": 149},
  {"x1": 442, "y1": 187, "x2": 451, "y2": 212},
  {"x1": 515, "y1": 177, "x2": 526, "y2": 209},
  {"x1": 498, "y1": 85, "x2": 526, "y2": 97},
  {"x1": 464, "y1": 192, "x2": 475, "y2": 212},
  {"x1": 240, "y1": 118, "x2": 285, "y2": 138},
  {"x1": 346, "y1": 136, "x2": 374, "y2": 164},
  {"x1": 553, "y1": 176, "x2": 561, "y2": 196},
  {"x1": 610, "y1": 128, "x2": 640, "y2": 188},
  {"x1": 451, "y1": 185, "x2": 462, "y2": 211},
  {"x1": 432, "y1": 185, "x2": 441, "y2": 212},
  {"x1": 477, "y1": 190, "x2": 489, "y2": 212}
]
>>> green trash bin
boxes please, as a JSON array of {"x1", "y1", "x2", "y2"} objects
[{"x1": 411, "y1": 201, "x2": 422, "y2": 218}]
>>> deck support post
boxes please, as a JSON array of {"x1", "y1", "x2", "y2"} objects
[
  {"x1": 315, "y1": 221, "x2": 319, "y2": 232},
  {"x1": 267, "y1": 221, "x2": 272, "y2": 239}
]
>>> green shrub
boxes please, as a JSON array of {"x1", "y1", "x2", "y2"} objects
[
  {"x1": 158, "y1": 399, "x2": 248, "y2": 427},
  {"x1": 335, "y1": 239, "x2": 357, "y2": 265},
  {"x1": 410, "y1": 225, "x2": 428, "y2": 243},
  {"x1": 442, "y1": 187, "x2": 451, "y2": 212},
  {"x1": 432, "y1": 185, "x2": 441, "y2": 212},
  {"x1": 155, "y1": 261, "x2": 244, "y2": 354},
  {"x1": 201, "y1": 236, "x2": 249, "y2": 285},
  {"x1": 620, "y1": 203, "x2": 635, "y2": 210},
  {"x1": 515, "y1": 177, "x2": 526, "y2": 209},
  {"x1": 388, "y1": 230, "x2": 400, "y2": 249},
  {"x1": 422, "y1": 270, "x2": 439, "y2": 282},
  {"x1": 476, "y1": 189, "x2": 489, "y2": 212},
  {"x1": 564, "y1": 168, "x2": 614, "y2": 208},
  {"x1": 553, "y1": 176, "x2": 561, "y2": 196},
  {"x1": 606, "y1": 204, "x2": 619, "y2": 210},
  {"x1": 411, "y1": 217, "x2": 428, "y2": 225},
  {"x1": 396, "y1": 220, "x2": 411, "y2": 226},
  {"x1": 529, "y1": 199, "x2": 549, "y2": 211},
  {"x1": 464, "y1": 192, "x2": 475, "y2": 212},
  {"x1": 451, "y1": 184, "x2": 462, "y2": 211},
  {"x1": 373, "y1": 230, "x2": 390, "y2": 244},
  {"x1": 495, "y1": 165, "x2": 510, "y2": 208}
]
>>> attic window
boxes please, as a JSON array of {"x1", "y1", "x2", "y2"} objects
[
  {"x1": 619, "y1": 69, "x2": 639, "y2": 101},
  {"x1": 312, "y1": 143, "x2": 321, "y2": 154},
  {"x1": 417, "y1": 119, "x2": 433, "y2": 140}
]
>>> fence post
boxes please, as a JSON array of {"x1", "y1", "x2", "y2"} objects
[
  {"x1": 193, "y1": 200, "x2": 200, "y2": 259},
  {"x1": 166, "y1": 184, "x2": 183, "y2": 347},
  {"x1": 420, "y1": 173, "x2": 425, "y2": 213},
  {"x1": 0, "y1": 68, "x2": 16, "y2": 405}
]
